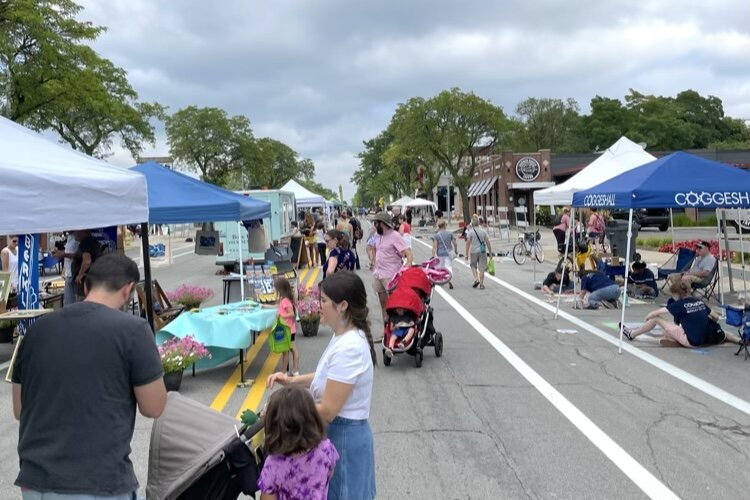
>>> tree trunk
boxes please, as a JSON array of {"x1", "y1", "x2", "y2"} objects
[{"x1": 458, "y1": 185, "x2": 471, "y2": 225}]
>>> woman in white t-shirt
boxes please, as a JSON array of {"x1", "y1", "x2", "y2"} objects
[{"x1": 267, "y1": 271, "x2": 377, "y2": 499}]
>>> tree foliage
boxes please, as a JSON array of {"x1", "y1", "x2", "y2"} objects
[
  {"x1": 247, "y1": 137, "x2": 314, "y2": 189},
  {"x1": 515, "y1": 97, "x2": 583, "y2": 152}
]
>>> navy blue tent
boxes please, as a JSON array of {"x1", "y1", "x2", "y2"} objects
[
  {"x1": 572, "y1": 151, "x2": 750, "y2": 209},
  {"x1": 132, "y1": 161, "x2": 271, "y2": 223}
]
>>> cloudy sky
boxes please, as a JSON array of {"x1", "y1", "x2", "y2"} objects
[{"x1": 78, "y1": 0, "x2": 750, "y2": 200}]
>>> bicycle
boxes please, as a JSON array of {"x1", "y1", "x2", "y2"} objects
[
  {"x1": 512, "y1": 229, "x2": 544, "y2": 265},
  {"x1": 557, "y1": 238, "x2": 601, "y2": 277}
]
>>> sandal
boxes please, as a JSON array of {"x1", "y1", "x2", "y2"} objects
[
  {"x1": 472, "y1": 280, "x2": 480, "y2": 288},
  {"x1": 618, "y1": 322, "x2": 633, "y2": 340},
  {"x1": 479, "y1": 284, "x2": 485, "y2": 290}
]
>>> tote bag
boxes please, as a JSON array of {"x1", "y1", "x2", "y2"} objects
[{"x1": 268, "y1": 316, "x2": 292, "y2": 353}]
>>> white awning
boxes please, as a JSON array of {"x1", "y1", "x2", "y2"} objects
[
  {"x1": 507, "y1": 181, "x2": 555, "y2": 190},
  {"x1": 476, "y1": 176, "x2": 497, "y2": 196},
  {"x1": 467, "y1": 180, "x2": 480, "y2": 197}
]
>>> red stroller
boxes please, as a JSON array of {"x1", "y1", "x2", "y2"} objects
[{"x1": 383, "y1": 260, "x2": 449, "y2": 367}]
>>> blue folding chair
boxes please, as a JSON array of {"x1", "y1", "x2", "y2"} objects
[{"x1": 657, "y1": 247, "x2": 695, "y2": 289}]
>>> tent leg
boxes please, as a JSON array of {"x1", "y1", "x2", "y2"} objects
[
  {"x1": 717, "y1": 210, "x2": 725, "y2": 304},
  {"x1": 140, "y1": 223, "x2": 155, "y2": 333},
  {"x1": 555, "y1": 210, "x2": 573, "y2": 319},
  {"x1": 740, "y1": 215, "x2": 747, "y2": 299},
  {"x1": 238, "y1": 221, "x2": 245, "y2": 302},
  {"x1": 669, "y1": 208, "x2": 675, "y2": 250},
  {"x1": 617, "y1": 209, "x2": 634, "y2": 355}
]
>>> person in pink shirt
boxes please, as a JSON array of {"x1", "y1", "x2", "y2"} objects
[
  {"x1": 275, "y1": 277, "x2": 300, "y2": 376},
  {"x1": 370, "y1": 212, "x2": 413, "y2": 330}
]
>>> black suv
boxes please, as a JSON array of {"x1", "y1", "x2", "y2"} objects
[{"x1": 612, "y1": 208, "x2": 670, "y2": 231}]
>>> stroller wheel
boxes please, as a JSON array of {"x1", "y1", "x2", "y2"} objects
[
  {"x1": 434, "y1": 332, "x2": 443, "y2": 358},
  {"x1": 383, "y1": 349, "x2": 391, "y2": 366},
  {"x1": 415, "y1": 349, "x2": 423, "y2": 368}
]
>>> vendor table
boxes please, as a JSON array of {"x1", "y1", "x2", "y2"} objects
[
  {"x1": 157, "y1": 300, "x2": 278, "y2": 386},
  {"x1": 603, "y1": 264, "x2": 626, "y2": 281}
]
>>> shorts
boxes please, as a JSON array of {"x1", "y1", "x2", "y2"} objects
[
  {"x1": 391, "y1": 327, "x2": 410, "y2": 338},
  {"x1": 437, "y1": 255, "x2": 453, "y2": 274},
  {"x1": 290, "y1": 333, "x2": 296, "y2": 342},
  {"x1": 470, "y1": 252, "x2": 487, "y2": 270},
  {"x1": 372, "y1": 277, "x2": 391, "y2": 295},
  {"x1": 662, "y1": 323, "x2": 692, "y2": 347}
]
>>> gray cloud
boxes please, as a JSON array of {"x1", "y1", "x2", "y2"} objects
[{"x1": 79, "y1": 0, "x2": 750, "y2": 199}]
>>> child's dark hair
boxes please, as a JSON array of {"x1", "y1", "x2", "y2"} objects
[
  {"x1": 264, "y1": 385, "x2": 325, "y2": 456},
  {"x1": 274, "y1": 276, "x2": 295, "y2": 308},
  {"x1": 316, "y1": 221, "x2": 325, "y2": 230},
  {"x1": 320, "y1": 272, "x2": 377, "y2": 365}
]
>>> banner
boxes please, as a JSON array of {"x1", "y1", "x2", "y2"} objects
[
  {"x1": 92, "y1": 226, "x2": 117, "y2": 255},
  {"x1": 17, "y1": 233, "x2": 40, "y2": 335}
]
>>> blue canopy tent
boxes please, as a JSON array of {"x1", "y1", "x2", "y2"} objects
[
  {"x1": 131, "y1": 162, "x2": 271, "y2": 330},
  {"x1": 571, "y1": 151, "x2": 750, "y2": 351}
]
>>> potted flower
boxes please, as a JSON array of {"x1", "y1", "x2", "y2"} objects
[
  {"x1": 158, "y1": 335, "x2": 211, "y2": 391},
  {"x1": 166, "y1": 284, "x2": 214, "y2": 310},
  {"x1": 297, "y1": 284, "x2": 321, "y2": 337}
]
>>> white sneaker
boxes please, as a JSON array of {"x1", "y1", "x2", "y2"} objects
[
  {"x1": 384, "y1": 348, "x2": 393, "y2": 359},
  {"x1": 292, "y1": 371, "x2": 300, "y2": 376}
]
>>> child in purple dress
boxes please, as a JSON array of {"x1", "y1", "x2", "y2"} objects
[{"x1": 259, "y1": 385, "x2": 339, "y2": 500}]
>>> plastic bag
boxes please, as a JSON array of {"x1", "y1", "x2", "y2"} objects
[
  {"x1": 268, "y1": 316, "x2": 292, "y2": 353},
  {"x1": 487, "y1": 258, "x2": 495, "y2": 276}
]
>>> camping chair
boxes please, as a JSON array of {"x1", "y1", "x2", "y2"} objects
[
  {"x1": 657, "y1": 247, "x2": 695, "y2": 290},
  {"x1": 135, "y1": 280, "x2": 185, "y2": 331},
  {"x1": 691, "y1": 260, "x2": 719, "y2": 303}
]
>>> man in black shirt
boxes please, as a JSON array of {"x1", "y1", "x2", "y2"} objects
[
  {"x1": 12, "y1": 254, "x2": 166, "y2": 498},
  {"x1": 71, "y1": 229, "x2": 102, "y2": 301},
  {"x1": 542, "y1": 268, "x2": 572, "y2": 295}
]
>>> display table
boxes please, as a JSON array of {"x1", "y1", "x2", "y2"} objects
[
  {"x1": 157, "y1": 301, "x2": 278, "y2": 384},
  {"x1": 603, "y1": 264, "x2": 626, "y2": 280}
]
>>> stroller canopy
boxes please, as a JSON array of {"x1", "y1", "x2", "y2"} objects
[
  {"x1": 386, "y1": 286, "x2": 424, "y2": 316},
  {"x1": 396, "y1": 267, "x2": 432, "y2": 297}
]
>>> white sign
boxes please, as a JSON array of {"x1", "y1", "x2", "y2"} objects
[{"x1": 515, "y1": 157, "x2": 541, "y2": 182}]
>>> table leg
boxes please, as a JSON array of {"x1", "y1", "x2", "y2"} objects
[{"x1": 236, "y1": 347, "x2": 251, "y2": 388}]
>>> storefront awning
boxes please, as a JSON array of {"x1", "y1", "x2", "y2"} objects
[
  {"x1": 467, "y1": 179, "x2": 481, "y2": 196},
  {"x1": 507, "y1": 181, "x2": 555, "y2": 190},
  {"x1": 476, "y1": 176, "x2": 497, "y2": 196}
]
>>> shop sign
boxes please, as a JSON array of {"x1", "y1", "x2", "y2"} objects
[{"x1": 515, "y1": 157, "x2": 541, "y2": 182}]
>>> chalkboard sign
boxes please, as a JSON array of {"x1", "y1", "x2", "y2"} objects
[{"x1": 289, "y1": 236, "x2": 311, "y2": 269}]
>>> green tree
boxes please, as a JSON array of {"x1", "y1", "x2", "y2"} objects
[
  {"x1": 165, "y1": 106, "x2": 252, "y2": 184},
  {"x1": 624, "y1": 89, "x2": 696, "y2": 150},
  {"x1": 0, "y1": 0, "x2": 103, "y2": 121},
  {"x1": 514, "y1": 97, "x2": 583, "y2": 152},
  {"x1": 390, "y1": 88, "x2": 509, "y2": 223},
  {"x1": 247, "y1": 137, "x2": 311, "y2": 189},
  {"x1": 298, "y1": 178, "x2": 336, "y2": 200},
  {"x1": 26, "y1": 54, "x2": 163, "y2": 157},
  {"x1": 582, "y1": 96, "x2": 633, "y2": 151}
]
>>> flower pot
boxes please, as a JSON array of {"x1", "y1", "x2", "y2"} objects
[
  {"x1": 0, "y1": 326, "x2": 13, "y2": 343},
  {"x1": 300, "y1": 318, "x2": 320, "y2": 337},
  {"x1": 163, "y1": 370, "x2": 183, "y2": 392}
]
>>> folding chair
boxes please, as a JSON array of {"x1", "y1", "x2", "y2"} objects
[
  {"x1": 691, "y1": 260, "x2": 719, "y2": 303},
  {"x1": 735, "y1": 306, "x2": 750, "y2": 360},
  {"x1": 135, "y1": 280, "x2": 185, "y2": 331},
  {"x1": 657, "y1": 247, "x2": 695, "y2": 290}
]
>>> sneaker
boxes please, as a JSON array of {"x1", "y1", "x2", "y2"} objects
[
  {"x1": 384, "y1": 348, "x2": 393, "y2": 359},
  {"x1": 292, "y1": 371, "x2": 300, "y2": 377},
  {"x1": 600, "y1": 300, "x2": 614, "y2": 309},
  {"x1": 583, "y1": 304, "x2": 599, "y2": 310},
  {"x1": 472, "y1": 280, "x2": 480, "y2": 288},
  {"x1": 448, "y1": 282, "x2": 454, "y2": 290}
]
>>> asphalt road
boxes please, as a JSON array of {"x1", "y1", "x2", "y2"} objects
[{"x1": 2, "y1": 233, "x2": 749, "y2": 499}]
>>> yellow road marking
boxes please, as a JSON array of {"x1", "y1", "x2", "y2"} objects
[
  {"x1": 305, "y1": 266, "x2": 320, "y2": 288},
  {"x1": 297, "y1": 267, "x2": 310, "y2": 284},
  {"x1": 209, "y1": 330, "x2": 270, "y2": 412},
  {"x1": 235, "y1": 352, "x2": 281, "y2": 418}
]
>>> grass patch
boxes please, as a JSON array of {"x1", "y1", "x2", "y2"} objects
[
  {"x1": 672, "y1": 214, "x2": 718, "y2": 227},
  {"x1": 637, "y1": 237, "x2": 672, "y2": 249}
]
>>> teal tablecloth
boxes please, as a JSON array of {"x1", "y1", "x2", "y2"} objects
[{"x1": 157, "y1": 301, "x2": 278, "y2": 369}]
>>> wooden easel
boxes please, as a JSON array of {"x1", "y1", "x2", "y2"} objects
[{"x1": 290, "y1": 236, "x2": 312, "y2": 269}]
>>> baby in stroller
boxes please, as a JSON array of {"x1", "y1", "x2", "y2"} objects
[{"x1": 384, "y1": 286, "x2": 423, "y2": 358}]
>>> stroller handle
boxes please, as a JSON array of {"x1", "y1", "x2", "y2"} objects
[{"x1": 241, "y1": 416, "x2": 265, "y2": 439}]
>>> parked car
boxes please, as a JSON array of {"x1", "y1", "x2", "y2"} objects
[{"x1": 612, "y1": 208, "x2": 670, "y2": 231}]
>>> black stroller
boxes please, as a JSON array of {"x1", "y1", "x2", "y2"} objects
[{"x1": 146, "y1": 392, "x2": 265, "y2": 499}]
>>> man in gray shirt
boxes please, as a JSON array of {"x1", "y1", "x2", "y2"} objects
[{"x1": 674, "y1": 240, "x2": 716, "y2": 288}]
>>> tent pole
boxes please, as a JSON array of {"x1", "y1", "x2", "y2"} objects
[
  {"x1": 739, "y1": 211, "x2": 747, "y2": 299},
  {"x1": 238, "y1": 221, "x2": 245, "y2": 302},
  {"x1": 555, "y1": 209, "x2": 573, "y2": 319},
  {"x1": 532, "y1": 203, "x2": 537, "y2": 284},
  {"x1": 618, "y1": 209, "x2": 634, "y2": 355},
  {"x1": 715, "y1": 209, "x2": 725, "y2": 304},
  {"x1": 140, "y1": 223, "x2": 155, "y2": 332},
  {"x1": 669, "y1": 208, "x2": 675, "y2": 250}
]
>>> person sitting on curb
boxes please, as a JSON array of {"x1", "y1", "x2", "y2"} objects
[
  {"x1": 578, "y1": 270, "x2": 620, "y2": 309},
  {"x1": 542, "y1": 267, "x2": 572, "y2": 295},
  {"x1": 621, "y1": 281, "x2": 742, "y2": 347},
  {"x1": 627, "y1": 261, "x2": 658, "y2": 299}
]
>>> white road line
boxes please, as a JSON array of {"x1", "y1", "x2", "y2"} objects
[
  {"x1": 432, "y1": 285, "x2": 678, "y2": 499},
  {"x1": 412, "y1": 238, "x2": 750, "y2": 417},
  {"x1": 0, "y1": 360, "x2": 10, "y2": 372}
]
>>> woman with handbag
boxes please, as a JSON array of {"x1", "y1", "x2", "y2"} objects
[
  {"x1": 465, "y1": 215, "x2": 492, "y2": 290},
  {"x1": 431, "y1": 220, "x2": 457, "y2": 289}
]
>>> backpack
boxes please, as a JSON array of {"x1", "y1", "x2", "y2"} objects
[
  {"x1": 351, "y1": 218, "x2": 363, "y2": 240},
  {"x1": 593, "y1": 214, "x2": 605, "y2": 233}
]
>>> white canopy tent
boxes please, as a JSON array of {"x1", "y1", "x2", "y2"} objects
[
  {"x1": 534, "y1": 137, "x2": 656, "y2": 206},
  {"x1": 404, "y1": 198, "x2": 437, "y2": 209},
  {"x1": 391, "y1": 196, "x2": 414, "y2": 208},
  {"x1": 280, "y1": 179, "x2": 327, "y2": 208},
  {"x1": 0, "y1": 116, "x2": 149, "y2": 234}
]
